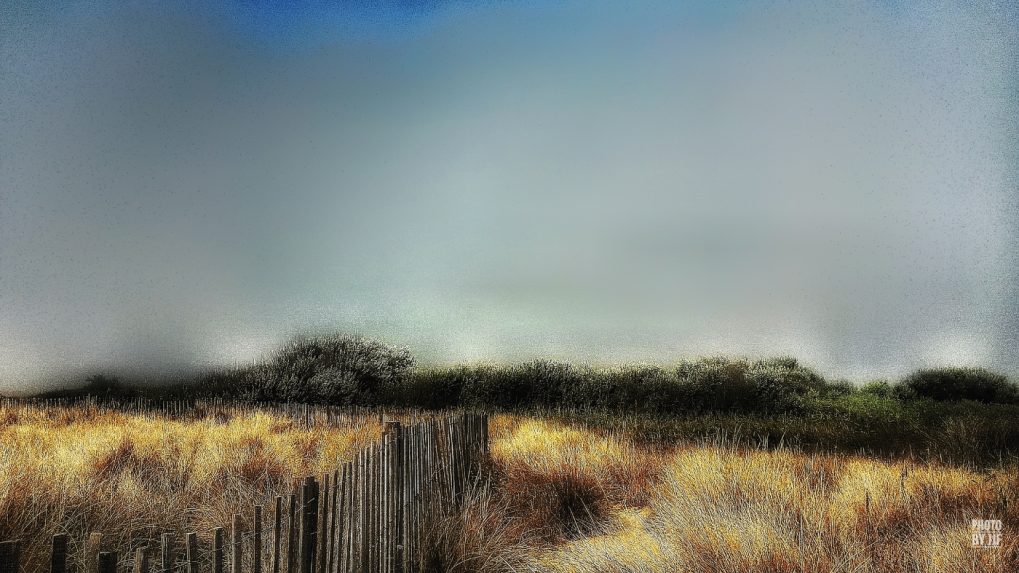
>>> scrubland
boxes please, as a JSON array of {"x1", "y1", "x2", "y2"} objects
[{"x1": 1, "y1": 403, "x2": 1015, "y2": 572}]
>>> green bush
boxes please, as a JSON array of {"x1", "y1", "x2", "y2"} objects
[
  {"x1": 607, "y1": 365, "x2": 678, "y2": 411},
  {"x1": 899, "y1": 367, "x2": 1018, "y2": 405},
  {"x1": 680, "y1": 358, "x2": 744, "y2": 411},
  {"x1": 458, "y1": 360, "x2": 586, "y2": 409},
  {"x1": 861, "y1": 379, "x2": 894, "y2": 398},
  {"x1": 745, "y1": 357, "x2": 826, "y2": 412},
  {"x1": 225, "y1": 334, "x2": 415, "y2": 404},
  {"x1": 399, "y1": 365, "x2": 473, "y2": 409},
  {"x1": 670, "y1": 357, "x2": 825, "y2": 414},
  {"x1": 824, "y1": 379, "x2": 857, "y2": 398}
]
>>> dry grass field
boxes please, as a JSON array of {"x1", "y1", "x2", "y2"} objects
[{"x1": 0, "y1": 403, "x2": 1015, "y2": 572}]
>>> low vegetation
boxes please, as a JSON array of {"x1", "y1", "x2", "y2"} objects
[
  {"x1": 10, "y1": 335, "x2": 1015, "y2": 570},
  {"x1": 0, "y1": 403, "x2": 1014, "y2": 572},
  {"x1": 33, "y1": 335, "x2": 1019, "y2": 464}
]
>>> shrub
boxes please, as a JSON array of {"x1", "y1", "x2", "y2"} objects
[
  {"x1": 606, "y1": 365, "x2": 679, "y2": 411},
  {"x1": 676, "y1": 358, "x2": 755, "y2": 412},
  {"x1": 401, "y1": 365, "x2": 475, "y2": 409},
  {"x1": 825, "y1": 379, "x2": 857, "y2": 398},
  {"x1": 460, "y1": 360, "x2": 585, "y2": 409},
  {"x1": 459, "y1": 364, "x2": 519, "y2": 408},
  {"x1": 674, "y1": 357, "x2": 825, "y2": 414},
  {"x1": 230, "y1": 334, "x2": 414, "y2": 404},
  {"x1": 745, "y1": 357, "x2": 826, "y2": 413},
  {"x1": 899, "y1": 367, "x2": 1018, "y2": 404},
  {"x1": 861, "y1": 380, "x2": 894, "y2": 398}
]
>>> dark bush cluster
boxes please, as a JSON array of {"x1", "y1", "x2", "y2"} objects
[
  {"x1": 200, "y1": 334, "x2": 415, "y2": 404},
  {"x1": 30, "y1": 336, "x2": 1019, "y2": 464},
  {"x1": 898, "y1": 367, "x2": 1018, "y2": 405},
  {"x1": 396, "y1": 356, "x2": 828, "y2": 414},
  {"x1": 38, "y1": 335, "x2": 1018, "y2": 419}
]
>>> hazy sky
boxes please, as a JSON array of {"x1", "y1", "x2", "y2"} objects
[{"x1": 1, "y1": 0, "x2": 1017, "y2": 389}]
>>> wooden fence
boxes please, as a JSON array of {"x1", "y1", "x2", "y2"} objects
[{"x1": 0, "y1": 411, "x2": 489, "y2": 573}]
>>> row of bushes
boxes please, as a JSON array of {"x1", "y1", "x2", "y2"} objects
[
  {"x1": 401, "y1": 359, "x2": 1018, "y2": 412},
  {"x1": 44, "y1": 335, "x2": 1019, "y2": 414},
  {"x1": 398, "y1": 357, "x2": 830, "y2": 413}
]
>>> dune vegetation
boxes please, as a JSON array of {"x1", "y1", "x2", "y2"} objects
[
  {"x1": 0, "y1": 401, "x2": 1015, "y2": 572},
  {"x1": 38, "y1": 336, "x2": 1019, "y2": 468}
]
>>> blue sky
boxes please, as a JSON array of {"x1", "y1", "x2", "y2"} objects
[{"x1": 1, "y1": 0, "x2": 1017, "y2": 389}]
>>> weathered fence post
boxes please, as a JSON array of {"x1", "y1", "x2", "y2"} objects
[
  {"x1": 214, "y1": 527, "x2": 225, "y2": 573},
  {"x1": 186, "y1": 532, "x2": 199, "y2": 573},
  {"x1": 340, "y1": 458, "x2": 352, "y2": 570},
  {"x1": 381, "y1": 436, "x2": 388, "y2": 573},
  {"x1": 286, "y1": 494, "x2": 297, "y2": 573},
  {"x1": 232, "y1": 513, "x2": 243, "y2": 573},
  {"x1": 97, "y1": 551, "x2": 117, "y2": 573},
  {"x1": 317, "y1": 473, "x2": 330, "y2": 573},
  {"x1": 132, "y1": 546, "x2": 149, "y2": 573},
  {"x1": 342, "y1": 461, "x2": 354, "y2": 573},
  {"x1": 326, "y1": 470, "x2": 338, "y2": 573},
  {"x1": 272, "y1": 496, "x2": 283, "y2": 573},
  {"x1": 390, "y1": 424, "x2": 400, "y2": 573},
  {"x1": 360, "y1": 445, "x2": 368, "y2": 573},
  {"x1": 161, "y1": 533, "x2": 174, "y2": 572},
  {"x1": 84, "y1": 532, "x2": 102, "y2": 573},
  {"x1": 50, "y1": 533, "x2": 68, "y2": 573},
  {"x1": 402, "y1": 427, "x2": 412, "y2": 573},
  {"x1": 254, "y1": 505, "x2": 263, "y2": 573},
  {"x1": 371, "y1": 444, "x2": 379, "y2": 573},
  {"x1": 299, "y1": 476, "x2": 318, "y2": 573},
  {"x1": 0, "y1": 540, "x2": 19, "y2": 573}
]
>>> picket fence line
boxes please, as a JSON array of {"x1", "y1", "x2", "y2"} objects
[{"x1": 0, "y1": 406, "x2": 490, "y2": 573}]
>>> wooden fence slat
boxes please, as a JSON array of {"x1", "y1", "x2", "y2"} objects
[
  {"x1": 214, "y1": 527, "x2": 225, "y2": 573},
  {"x1": 272, "y1": 496, "x2": 283, "y2": 573},
  {"x1": 379, "y1": 442, "x2": 385, "y2": 570},
  {"x1": 299, "y1": 476, "x2": 317, "y2": 573},
  {"x1": 375, "y1": 444, "x2": 383, "y2": 573},
  {"x1": 380, "y1": 442, "x2": 387, "y2": 573},
  {"x1": 97, "y1": 551, "x2": 117, "y2": 573},
  {"x1": 286, "y1": 494, "x2": 297, "y2": 573},
  {"x1": 343, "y1": 461, "x2": 354, "y2": 573},
  {"x1": 372, "y1": 444, "x2": 378, "y2": 573},
  {"x1": 84, "y1": 532, "x2": 102, "y2": 573},
  {"x1": 317, "y1": 473, "x2": 329, "y2": 573},
  {"x1": 360, "y1": 449, "x2": 368, "y2": 573},
  {"x1": 402, "y1": 427, "x2": 411, "y2": 573},
  {"x1": 390, "y1": 429, "x2": 398, "y2": 573},
  {"x1": 132, "y1": 546, "x2": 149, "y2": 573},
  {"x1": 161, "y1": 533, "x2": 174, "y2": 572},
  {"x1": 0, "y1": 540, "x2": 19, "y2": 573},
  {"x1": 254, "y1": 505, "x2": 263, "y2": 573},
  {"x1": 335, "y1": 463, "x2": 349, "y2": 573},
  {"x1": 186, "y1": 532, "x2": 199, "y2": 573},
  {"x1": 50, "y1": 533, "x2": 68, "y2": 573},
  {"x1": 232, "y1": 513, "x2": 243, "y2": 573},
  {"x1": 375, "y1": 442, "x2": 381, "y2": 573},
  {"x1": 326, "y1": 470, "x2": 338, "y2": 573}
]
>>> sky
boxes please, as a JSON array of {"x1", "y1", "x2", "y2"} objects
[{"x1": 1, "y1": 0, "x2": 1017, "y2": 390}]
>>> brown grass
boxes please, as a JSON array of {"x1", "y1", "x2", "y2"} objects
[
  {"x1": 0, "y1": 404, "x2": 382, "y2": 570},
  {"x1": 0, "y1": 403, "x2": 1015, "y2": 572}
]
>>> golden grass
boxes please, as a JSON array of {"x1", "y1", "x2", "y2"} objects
[
  {"x1": 515, "y1": 440, "x2": 1017, "y2": 572},
  {"x1": 0, "y1": 404, "x2": 382, "y2": 570},
  {"x1": 0, "y1": 403, "x2": 1015, "y2": 572}
]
